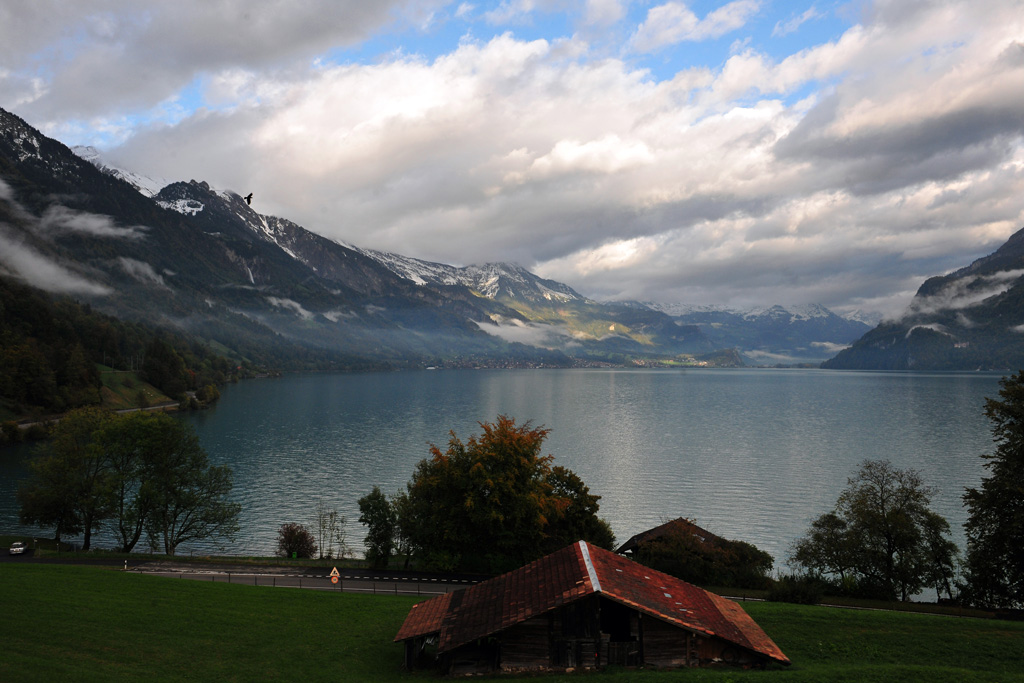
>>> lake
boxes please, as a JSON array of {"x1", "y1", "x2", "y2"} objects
[{"x1": 0, "y1": 368, "x2": 1006, "y2": 569}]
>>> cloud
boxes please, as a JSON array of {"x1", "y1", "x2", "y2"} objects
[
  {"x1": 267, "y1": 297, "x2": 314, "y2": 319},
  {"x1": 39, "y1": 205, "x2": 147, "y2": 239},
  {"x1": 584, "y1": 0, "x2": 628, "y2": 26},
  {"x1": 6, "y1": 0, "x2": 1024, "y2": 323},
  {"x1": 772, "y1": 6, "x2": 824, "y2": 37},
  {"x1": 1, "y1": 0, "x2": 450, "y2": 122},
  {"x1": 810, "y1": 341, "x2": 852, "y2": 355},
  {"x1": 629, "y1": 0, "x2": 762, "y2": 53},
  {"x1": 118, "y1": 257, "x2": 167, "y2": 287},
  {"x1": 0, "y1": 224, "x2": 111, "y2": 296},
  {"x1": 904, "y1": 268, "x2": 1024, "y2": 318},
  {"x1": 484, "y1": 0, "x2": 540, "y2": 24},
  {"x1": 474, "y1": 318, "x2": 575, "y2": 348}
]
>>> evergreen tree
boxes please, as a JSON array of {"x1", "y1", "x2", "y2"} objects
[{"x1": 963, "y1": 370, "x2": 1024, "y2": 608}]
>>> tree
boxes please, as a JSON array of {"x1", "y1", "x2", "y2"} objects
[
  {"x1": 313, "y1": 498, "x2": 349, "y2": 560},
  {"x1": 633, "y1": 519, "x2": 774, "y2": 589},
  {"x1": 790, "y1": 459, "x2": 957, "y2": 601},
  {"x1": 358, "y1": 486, "x2": 396, "y2": 569},
  {"x1": 277, "y1": 522, "x2": 317, "y2": 559},
  {"x1": 17, "y1": 407, "x2": 113, "y2": 549},
  {"x1": 790, "y1": 512, "x2": 856, "y2": 587},
  {"x1": 95, "y1": 411, "x2": 172, "y2": 552},
  {"x1": 400, "y1": 415, "x2": 614, "y2": 573},
  {"x1": 144, "y1": 417, "x2": 240, "y2": 556},
  {"x1": 140, "y1": 338, "x2": 189, "y2": 398},
  {"x1": 963, "y1": 370, "x2": 1024, "y2": 608},
  {"x1": 390, "y1": 491, "x2": 415, "y2": 569},
  {"x1": 543, "y1": 466, "x2": 616, "y2": 553}
]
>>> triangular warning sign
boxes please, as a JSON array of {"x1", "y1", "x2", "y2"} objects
[{"x1": 329, "y1": 567, "x2": 340, "y2": 577}]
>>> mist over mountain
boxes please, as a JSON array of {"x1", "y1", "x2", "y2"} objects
[
  {"x1": 10, "y1": 105, "x2": 997, "y2": 372},
  {"x1": 0, "y1": 107, "x2": 716, "y2": 369},
  {"x1": 825, "y1": 228, "x2": 1024, "y2": 370},
  {"x1": 629, "y1": 302, "x2": 873, "y2": 365}
]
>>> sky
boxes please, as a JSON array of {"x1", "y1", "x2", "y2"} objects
[{"x1": 2, "y1": 0, "x2": 1024, "y2": 319}]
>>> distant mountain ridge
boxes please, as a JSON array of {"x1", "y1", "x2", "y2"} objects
[
  {"x1": 631, "y1": 302, "x2": 873, "y2": 364},
  {"x1": 0, "y1": 107, "x2": 712, "y2": 368},
  {"x1": 72, "y1": 145, "x2": 166, "y2": 197},
  {"x1": 353, "y1": 249, "x2": 586, "y2": 303},
  {"x1": 825, "y1": 226, "x2": 1024, "y2": 370},
  {"x1": 8, "y1": 105, "x2": 991, "y2": 371}
]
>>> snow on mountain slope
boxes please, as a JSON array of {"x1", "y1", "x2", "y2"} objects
[
  {"x1": 72, "y1": 146, "x2": 167, "y2": 197},
  {"x1": 356, "y1": 248, "x2": 585, "y2": 303},
  {"x1": 641, "y1": 301, "x2": 876, "y2": 325}
]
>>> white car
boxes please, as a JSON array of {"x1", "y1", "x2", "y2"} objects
[{"x1": 9, "y1": 542, "x2": 25, "y2": 555}]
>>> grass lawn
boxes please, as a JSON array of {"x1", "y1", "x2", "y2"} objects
[{"x1": 2, "y1": 564, "x2": 1023, "y2": 682}]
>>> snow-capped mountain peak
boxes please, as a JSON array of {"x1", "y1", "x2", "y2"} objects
[
  {"x1": 353, "y1": 250, "x2": 585, "y2": 303},
  {"x1": 72, "y1": 145, "x2": 167, "y2": 197}
]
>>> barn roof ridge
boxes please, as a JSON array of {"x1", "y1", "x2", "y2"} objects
[{"x1": 394, "y1": 540, "x2": 789, "y2": 666}]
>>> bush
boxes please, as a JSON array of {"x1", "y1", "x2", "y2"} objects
[
  {"x1": 277, "y1": 522, "x2": 317, "y2": 559},
  {"x1": 1, "y1": 421, "x2": 23, "y2": 444},
  {"x1": 767, "y1": 573, "x2": 827, "y2": 605}
]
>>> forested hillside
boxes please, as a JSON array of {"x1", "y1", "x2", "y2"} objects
[{"x1": 0, "y1": 275, "x2": 244, "y2": 423}]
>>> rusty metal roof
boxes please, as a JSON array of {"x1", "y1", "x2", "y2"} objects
[
  {"x1": 394, "y1": 541, "x2": 789, "y2": 665},
  {"x1": 393, "y1": 590, "x2": 453, "y2": 643}
]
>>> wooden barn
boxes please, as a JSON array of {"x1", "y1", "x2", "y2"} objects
[
  {"x1": 394, "y1": 541, "x2": 789, "y2": 675},
  {"x1": 615, "y1": 517, "x2": 723, "y2": 555}
]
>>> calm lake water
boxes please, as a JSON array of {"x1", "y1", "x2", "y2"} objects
[{"x1": 0, "y1": 369, "x2": 1006, "y2": 568}]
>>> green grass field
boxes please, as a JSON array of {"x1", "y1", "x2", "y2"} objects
[{"x1": 2, "y1": 563, "x2": 1022, "y2": 682}]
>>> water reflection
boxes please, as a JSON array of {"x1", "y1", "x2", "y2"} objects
[{"x1": 0, "y1": 369, "x2": 1002, "y2": 567}]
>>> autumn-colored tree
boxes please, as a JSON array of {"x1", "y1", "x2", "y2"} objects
[{"x1": 400, "y1": 415, "x2": 614, "y2": 573}]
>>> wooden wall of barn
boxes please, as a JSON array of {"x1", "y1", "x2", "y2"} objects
[
  {"x1": 498, "y1": 616, "x2": 551, "y2": 671},
  {"x1": 641, "y1": 615, "x2": 698, "y2": 668}
]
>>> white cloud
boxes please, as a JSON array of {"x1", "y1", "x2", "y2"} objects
[
  {"x1": 904, "y1": 269, "x2": 1024, "y2": 318},
  {"x1": 0, "y1": 224, "x2": 111, "y2": 296},
  {"x1": 474, "y1": 318, "x2": 576, "y2": 348},
  {"x1": 772, "y1": 6, "x2": 824, "y2": 37},
  {"x1": 584, "y1": 0, "x2": 628, "y2": 26},
  {"x1": 118, "y1": 257, "x2": 167, "y2": 287},
  {"x1": 5, "y1": 0, "x2": 1024, "y2": 320},
  {"x1": 485, "y1": 0, "x2": 540, "y2": 24},
  {"x1": 267, "y1": 297, "x2": 314, "y2": 319},
  {"x1": 39, "y1": 206, "x2": 146, "y2": 239},
  {"x1": 629, "y1": 0, "x2": 762, "y2": 53}
]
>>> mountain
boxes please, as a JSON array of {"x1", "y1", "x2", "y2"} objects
[
  {"x1": 0, "y1": 107, "x2": 714, "y2": 369},
  {"x1": 824, "y1": 227, "x2": 1024, "y2": 370},
  {"x1": 634, "y1": 302, "x2": 873, "y2": 365},
  {"x1": 356, "y1": 250, "x2": 585, "y2": 303},
  {"x1": 71, "y1": 146, "x2": 166, "y2": 197},
  {"x1": 0, "y1": 108, "x2": 541, "y2": 370},
  {"x1": 359, "y1": 250, "x2": 714, "y2": 358}
]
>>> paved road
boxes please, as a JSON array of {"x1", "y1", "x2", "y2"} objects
[
  {"x1": 128, "y1": 563, "x2": 479, "y2": 597},
  {"x1": 2, "y1": 552, "x2": 483, "y2": 597}
]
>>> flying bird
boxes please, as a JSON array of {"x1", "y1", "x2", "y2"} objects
[{"x1": 244, "y1": 193, "x2": 253, "y2": 205}]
